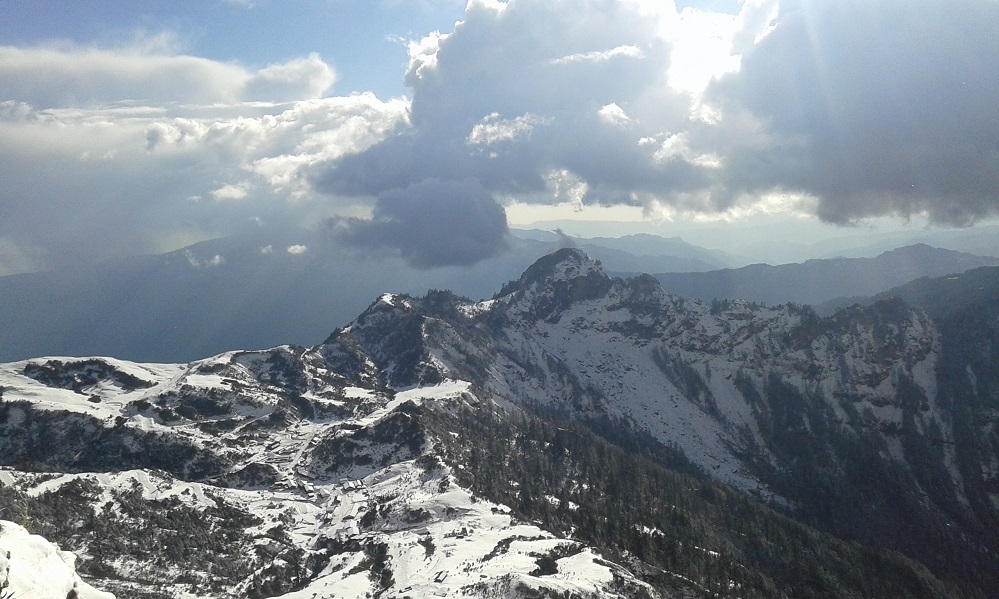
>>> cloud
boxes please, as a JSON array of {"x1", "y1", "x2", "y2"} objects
[
  {"x1": 0, "y1": 42, "x2": 407, "y2": 272},
  {"x1": 0, "y1": 236, "x2": 46, "y2": 277},
  {"x1": 211, "y1": 184, "x2": 249, "y2": 202},
  {"x1": 0, "y1": 101, "x2": 34, "y2": 122},
  {"x1": 0, "y1": 44, "x2": 335, "y2": 107},
  {"x1": 311, "y1": 0, "x2": 700, "y2": 246},
  {"x1": 244, "y1": 53, "x2": 337, "y2": 103},
  {"x1": 0, "y1": 45, "x2": 244, "y2": 106},
  {"x1": 310, "y1": 0, "x2": 999, "y2": 244},
  {"x1": 597, "y1": 103, "x2": 630, "y2": 127},
  {"x1": 467, "y1": 112, "x2": 548, "y2": 147},
  {"x1": 287, "y1": 244, "x2": 309, "y2": 255},
  {"x1": 330, "y1": 178, "x2": 508, "y2": 268},
  {"x1": 182, "y1": 250, "x2": 225, "y2": 268},
  {"x1": 3, "y1": 0, "x2": 998, "y2": 274},
  {"x1": 704, "y1": 0, "x2": 999, "y2": 225},
  {"x1": 549, "y1": 44, "x2": 645, "y2": 65}
]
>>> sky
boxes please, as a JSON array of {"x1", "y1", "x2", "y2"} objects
[{"x1": 1, "y1": 0, "x2": 998, "y2": 274}]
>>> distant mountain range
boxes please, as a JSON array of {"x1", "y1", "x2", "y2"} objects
[
  {"x1": 516, "y1": 219, "x2": 999, "y2": 265},
  {"x1": 511, "y1": 229, "x2": 733, "y2": 272},
  {"x1": 0, "y1": 229, "x2": 729, "y2": 364},
  {"x1": 1, "y1": 230, "x2": 994, "y2": 365},
  {"x1": 655, "y1": 243, "x2": 999, "y2": 307},
  {"x1": 817, "y1": 263, "x2": 999, "y2": 317}
]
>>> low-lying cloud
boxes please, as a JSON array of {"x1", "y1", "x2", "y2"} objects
[{"x1": 329, "y1": 178, "x2": 508, "y2": 268}]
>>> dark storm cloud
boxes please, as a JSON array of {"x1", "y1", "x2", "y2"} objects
[
  {"x1": 708, "y1": 0, "x2": 999, "y2": 225},
  {"x1": 330, "y1": 178, "x2": 509, "y2": 268}
]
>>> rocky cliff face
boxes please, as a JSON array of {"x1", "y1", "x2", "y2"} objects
[
  {"x1": 320, "y1": 248, "x2": 998, "y2": 586},
  {"x1": 324, "y1": 249, "x2": 948, "y2": 490}
]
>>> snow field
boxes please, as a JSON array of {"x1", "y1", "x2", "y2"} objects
[{"x1": 0, "y1": 520, "x2": 115, "y2": 599}]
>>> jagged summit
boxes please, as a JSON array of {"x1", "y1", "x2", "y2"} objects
[
  {"x1": 495, "y1": 248, "x2": 614, "y2": 323},
  {"x1": 497, "y1": 248, "x2": 606, "y2": 295}
]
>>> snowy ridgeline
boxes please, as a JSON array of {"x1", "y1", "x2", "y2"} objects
[{"x1": 0, "y1": 520, "x2": 114, "y2": 599}]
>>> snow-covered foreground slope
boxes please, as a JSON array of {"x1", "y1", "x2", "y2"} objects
[
  {"x1": 0, "y1": 520, "x2": 114, "y2": 599},
  {"x1": 0, "y1": 463, "x2": 654, "y2": 599},
  {"x1": 0, "y1": 355, "x2": 659, "y2": 598}
]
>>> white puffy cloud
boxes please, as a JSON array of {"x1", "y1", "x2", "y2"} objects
[
  {"x1": 640, "y1": 132, "x2": 720, "y2": 169},
  {"x1": 211, "y1": 184, "x2": 250, "y2": 202},
  {"x1": 597, "y1": 103, "x2": 631, "y2": 127},
  {"x1": 315, "y1": 0, "x2": 696, "y2": 207},
  {"x1": 286, "y1": 244, "x2": 309, "y2": 255},
  {"x1": 0, "y1": 43, "x2": 407, "y2": 272},
  {"x1": 547, "y1": 169, "x2": 590, "y2": 211},
  {"x1": 243, "y1": 53, "x2": 336, "y2": 103},
  {"x1": 309, "y1": 0, "x2": 742, "y2": 264},
  {"x1": 467, "y1": 113, "x2": 548, "y2": 147},
  {"x1": 0, "y1": 44, "x2": 335, "y2": 107}
]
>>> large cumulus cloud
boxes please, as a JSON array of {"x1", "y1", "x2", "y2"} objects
[
  {"x1": 314, "y1": 0, "x2": 999, "y2": 248},
  {"x1": 312, "y1": 0, "x2": 705, "y2": 247}
]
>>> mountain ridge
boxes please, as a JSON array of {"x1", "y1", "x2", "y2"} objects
[
  {"x1": 1, "y1": 232, "x2": 993, "y2": 364},
  {"x1": 654, "y1": 243, "x2": 999, "y2": 307}
]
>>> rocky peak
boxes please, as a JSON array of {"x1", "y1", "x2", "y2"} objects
[{"x1": 497, "y1": 248, "x2": 613, "y2": 323}]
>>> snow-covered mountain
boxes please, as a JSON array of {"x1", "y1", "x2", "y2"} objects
[{"x1": 1, "y1": 248, "x2": 997, "y2": 598}]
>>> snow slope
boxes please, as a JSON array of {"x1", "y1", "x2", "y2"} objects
[
  {"x1": 0, "y1": 520, "x2": 114, "y2": 599},
  {"x1": 0, "y1": 352, "x2": 660, "y2": 598}
]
